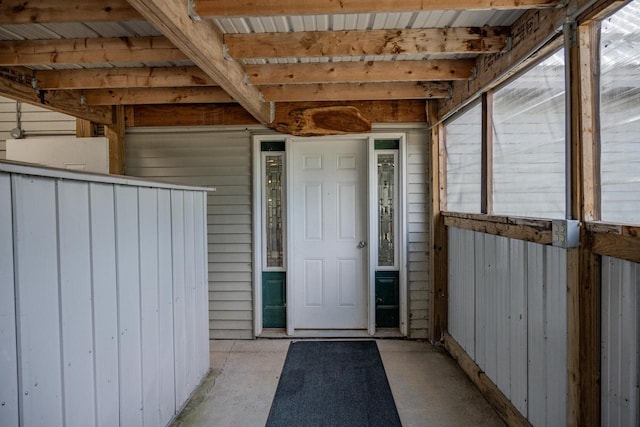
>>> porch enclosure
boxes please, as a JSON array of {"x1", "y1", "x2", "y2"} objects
[
  {"x1": 0, "y1": 162, "x2": 209, "y2": 427},
  {"x1": 438, "y1": 1, "x2": 640, "y2": 425}
]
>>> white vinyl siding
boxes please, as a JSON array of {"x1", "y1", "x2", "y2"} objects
[
  {"x1": 0, "y1": 96, "x2": 76, "y2": 160},
  {"x1": 126, "y1": 128, "x2": 255, "y2": 339},
  {"x1": 405, "y1": 128, "x2": 430, "y2": 338}
]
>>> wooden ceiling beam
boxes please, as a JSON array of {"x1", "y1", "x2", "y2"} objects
[
  {"x1": 193, "y1": 0, "x2": 560, "y2": 18},
  {"x1": 260, "y1": 82, "x2": 451, "y2": 102},
  {"x1": 0, "y1": 37, "x2": 186, "y2": 66},
  {"x1": 245, "y1": 60, "x2": 475, "y2": 85},
  {"x1": 81, "y1": 87, "x2": 234, "y2": 105},
  {"x1": 0, "y1": 67, "x2": 112, "y2": 124},
  {"x1": 0, "y1": 0, "x2": 141, "y2": 25},
  {"x1": 225, "y1": 27, "x2": 510, "y2": 59},
  {"x1": 35, "y1": 66, "x2": 216, "y2": 90},
  {"x1": 126, "y1": 0, "x2": 270, "y2": 123}
]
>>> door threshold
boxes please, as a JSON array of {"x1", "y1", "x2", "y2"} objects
[{"x1": 259, "y1": 328, "x2": 404, "y2": 339}]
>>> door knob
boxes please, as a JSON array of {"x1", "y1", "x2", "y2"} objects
[{"x1": 358, "y1": 241, "x2": 367, "y2": 248}]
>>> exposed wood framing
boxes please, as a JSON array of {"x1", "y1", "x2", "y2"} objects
[
  {"x1": 0, "y1": 67, "x2": 112, "y2": 124},
  {"x1": 260, "y1": 82, "x2": 452, "y2": 102},
  {"x1": 481, "y1": 92, "x2": 494, "y2": 214},
  {"x1": 0, "y1": 37, "x2": 186, "y2": 66},
  {"x1": 439, "y1": 5, "x2": 566, "y2": 119},
  {"x1": 586, "y1": 223, "x2": 640, "y2": 264},
  {"x1": 193, "y1": 0, "x2": 560, "y2": 18},
  {"x1": 0, "y1": 0, "x2": 141, "y2": 24},
  {"x1": 82, "y1": 87, "x2": 234, "y2": 105},
  {"x1": 269, "y1": 105, "x2": 371, "y2": 137},
  {"x1": 244, "y1": 60, "x2": 475, "y2": 85},
  {"x1": 442, "y1": 212, "x2": 553, "y2": 244},
  {"x1": 76, "y1": 119, "x2": 98, "y2": 137},
  {"x1": 126, "y1": 0, "x2": 270, "y2": 123},
  {"x1": 35, "y1": 67, "x2": 216, "y2": 90},
  {"x1": 273, "y1": 101, "x2": 428, "y2": 124},
  {"x1": 224, "y1": 27, "x2": 510, "y2": 59},
  {"x1": 105, "y1": 106, "x2": 126, "y2": 174},
  {"x1": 444, "y1": 333, "x2": 532, "y2": 427},
  {"x1": 428, "y1": 101, "x2": 448, "y2": 342},
  {"x1": 124, "y1": 103, "x2": 258, "y2": 127}
]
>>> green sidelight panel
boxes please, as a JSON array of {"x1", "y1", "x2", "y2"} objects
[
  {"x1": 263, "y1": 272, "x2": 286, "y2": 328},
  {"x1": 375, "y1": 271, "x2": 399, "y2": 328},
  {"x1": 261, "y1": 141, "x2": 286, "y2": 152},
  {"x1": 374, "y1": 139, "x2": 400, "y2": 150}
]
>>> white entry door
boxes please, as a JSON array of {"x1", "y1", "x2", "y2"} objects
[{"x1": 291, "y1": 138, "x2": 368, "y2": 329}]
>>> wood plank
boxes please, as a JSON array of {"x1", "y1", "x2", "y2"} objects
[
  {"x1": 0, "y1": 0, "x2": 141, "y2": 24},
  {"x1": 429, "y1": 100, "x2": 448, "y2": 342},
  {"x1": 125, "y1": 103, "x2": 258, "y2": 127},
  {"x1": 444, "y1": 333, "x2": 532, "y2": 427},
  {"x1": 0, "y1": 67, "x2": 112, "y2": 124},
  {"x1": 269, "y1": 105, "x2": 371, "y2": 136},
  {"x1": 224, "y1": 27, "x2": 510, "y2": 59},
  {"x1": 76, "y1": 118, "x2": 98, "y2": 137},
  {"x1": 194, "y1": 0, "x2": 560, "y2": 18},
  {"x1": 82, "y1": 87, "x2": 234, "y2": 105},
  {"x1": 591, "y1": 233, "x2": 640, "y2": 264},
  {"x1": 261, "y1": 82, "x2": 451, "y2": 102},
  {"x1": 444, "y1": 215, "x2": 553, "y2": 244},
  {"x1": 274, "y1": 100, "x2": 428, "y2": 124},
  {"x1": 0, "y1": 37, "x2": 186, "y2": 66},
  {"x1": 105, "y1": 106, "x2": 126, "y2": 174},
  {"x1": 127, "y1": 0, "x2": 270, "y2": 124},
  {"x1": 585, "y1": 222, "x2": 640, "y2": 237},
  {"x1": 481, "y1": 92, "x2": 494, "y2": 214},
  {"x1": 36, "y1": 67, "x2": 215, "y2": 90},
  {"x1": 439, "y1": 6, "x2": 566, "y2": 119},
  {"x1": 245, "y1": 60, "x2": 475, "y2": 85}
]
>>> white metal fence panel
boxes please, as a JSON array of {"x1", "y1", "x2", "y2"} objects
[
  {"x1": 0, "y1": 163, "x2": 209, "y2": 427},
  {"x1": 448, "y1": 227, "x2": 567, "y2": 426},
  {"x1": 602, "y1": 256, "x2": 640, "y2": 427}
]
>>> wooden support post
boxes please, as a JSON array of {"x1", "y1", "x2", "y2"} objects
[
  {"x1": 75, "y1": 118, "x2": 98, "y2": 137},
  {"x1": 428, "y1": 101, "x2": 448, "y2": 342},
  {"x1": 105, "y1": 106, "x2": 126, "y2": 175},
  {"x1": 566, "y1": 21, "x2": 601, "y2": 427}
]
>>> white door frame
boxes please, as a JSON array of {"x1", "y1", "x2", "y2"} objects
[{"x1": 252, "y1": 133, "x2": 408, "y2": 337}]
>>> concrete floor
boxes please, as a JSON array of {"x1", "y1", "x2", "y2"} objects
[{"x1": 171, "y1": 339, "x2": 504, "y2": 427}]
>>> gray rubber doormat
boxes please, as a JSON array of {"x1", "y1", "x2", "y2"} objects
[{"x1": 265, "y1": 340, "x2": 402, "y2": 427}]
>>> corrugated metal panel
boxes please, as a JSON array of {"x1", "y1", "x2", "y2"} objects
[
  {"x1": 448, "y1": 228, "x2": 567, "y2": 425},
  {"x1": 1, "y1": 166, "x2": 208, "y2": 426},
  {"x1": 406, "y1": 129, "x2": 430, "y2": 338},
  {"x1": 126, "y1": 128, "x2": 255, "y2": 340},
  {"x1": 601, "y1": 256, "x2": 640, "y2": 426}
]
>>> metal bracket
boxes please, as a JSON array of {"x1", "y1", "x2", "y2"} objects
[
  {"x1": 187, "y1": 0, "x2": 202, "y2": 22},
  {"x1": 552, "y1": 220, "x2": 580, "y2": 248}
]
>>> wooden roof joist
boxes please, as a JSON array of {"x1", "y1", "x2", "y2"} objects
[
  {"x1": 192, "y1": 0, "x2": 561, "y2": 18},
  {"x1": 34, "y1": 67, "x2": 216, "y2": 90},
  {"x1": 80, "y1": 87, "x2": 234, "y2": 105},
  {"x1": 0, "y1": 0, "x2": 142, "y2": 25},
  {"x1": 0, "y1": 37, "x2": 186, "y2": 66},
  {"x1": 260, "y1": 82, "x2": 452, "y2": 102},
  {"x1": 225, "y1": 27, "x2": 510, "y2": 59},
  {"x1": 245, "y1": 60, "x2": 475, "y2": 85}
]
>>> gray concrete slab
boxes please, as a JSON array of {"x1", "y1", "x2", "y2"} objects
[{"x1": 172, "y1": 339, "x2": 504, "y2": 427}]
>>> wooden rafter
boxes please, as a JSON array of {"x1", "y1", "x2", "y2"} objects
[
  {"x1": 126, "y1": 0, "x2": 270, "y2": 123},
  {"x1": 193, "y1": 0, "x2": 560, "y2": 18},
  {"x1": 225, "y1": 27, "x2": 510, "y2": 59},
  {"x1": 81, "y1": 87, "x2": 234, "y2": 105},
  {"x1": 0, "y1": 37, "x2": 186, "y2": 66},
  {"x1": 35, "y1": 67, "x2": 216, "y2": 90},
  {"x1": 245, "y1": 60, "x2": 475, "y2": 85},
  {"x1": 260, "y1": 82, "x2": 451, "y2": 102},
  {"x1": 0, "y1": 0, "x2": 141, "y2": 25},
  {"x1": 0, "y1": 67, "x2": 112, "y2": 124}
]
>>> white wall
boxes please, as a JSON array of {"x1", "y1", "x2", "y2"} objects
[
  {"x1": 0, "y1": 162, "x2": 209, "y2": 427},
  {"x1": 448, "y1": 227, "x2": 568, "y2": 426},
  {"x1": 601, "y1": 256, "x2": 640, "y2": 426}
]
